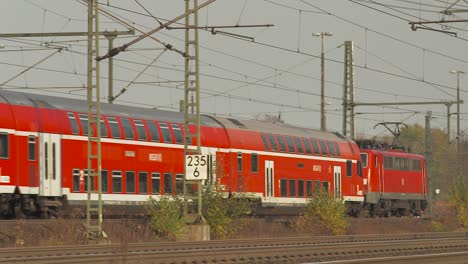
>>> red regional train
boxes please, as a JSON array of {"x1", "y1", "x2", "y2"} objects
[{"x1": 0, "y1": 90, "x2": 427, "y2": 218}]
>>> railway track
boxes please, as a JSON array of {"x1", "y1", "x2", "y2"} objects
[{"x1": 0, "y1": 232, "x2": 466, "y2": 263}]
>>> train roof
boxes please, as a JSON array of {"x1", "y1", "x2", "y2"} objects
[{"x1": 0, "y1": 90, "x2": 351, "y2": 141}]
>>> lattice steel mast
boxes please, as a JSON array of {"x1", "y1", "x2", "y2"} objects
[
  {"x1": 183, "y1": 0, "x2": 203, "y2": 220},
  {"x1": 86, "y1": 0, "x2": 105, "y2": 240}
]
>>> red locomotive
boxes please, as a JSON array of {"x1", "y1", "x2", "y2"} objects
[
  {"x1": 359, "y1": 145, "x2": 428, "y2": 217},
  {"x1": 0, "y1": 90, "x2": 427, "y2": 218}
]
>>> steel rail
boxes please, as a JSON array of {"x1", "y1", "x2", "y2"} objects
[{"x1": 1, "y1": 237, "x2": 467, "y2": 263}]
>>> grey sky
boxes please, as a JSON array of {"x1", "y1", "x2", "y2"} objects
[{"x1": 1, "y1": 0, "x2": 467, "y2": 139}]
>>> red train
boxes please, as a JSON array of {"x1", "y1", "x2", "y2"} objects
[
  {"x1": 0, "y1": 90, "x2": 427, "y2": 218},
  {"x1": 359, "y1": 145, "x2": 428, "y2": 217}
]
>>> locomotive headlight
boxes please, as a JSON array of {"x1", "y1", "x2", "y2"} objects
[{"x1": 435, "y1": 189, "x2": 440, "y2": 195}]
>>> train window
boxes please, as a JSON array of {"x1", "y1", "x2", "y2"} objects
[
  {"x1": 134, "y1": 120, "x2": 147, "y2": 141},
  {"x1": 159, "y1": 123, "x2": 172, "y2": 143},
  {"x1": 251, "y1": 153, "x2": 258, "y2": 173},
  {"x1": 306, "y1": 180, "x2": 312, "y2": 197},
  {"x1": 318, "y1": 140, "x2": 328, "y2": 156},
  {"x1": 107, "y1": 117, "x2": 121, "y2": 139},
  {"x1": 357, "y1": 161, "x2": 363, "y2": 177},
  {"x1": 120, "y1": 118, "x2": 135, "y2": 140},
  {"x1": 327, "y1": 141, "x2": 336, "y2": 157},
  {"x1": 67, "y1": 112, "x2": 79, "y2": 135},
  {"x1": 84, "y1": 169, "x2": 96, "y2": 192},
  {"x1": 172, "y1": 124, "x2": 183, "y2": 144},
  {"x1": 44, "y1": 142, "x2": 48, "y2": 179},
  {"x1": 126, "y1": 171, "x2": 135, "y2": 193},
  {"x1": 98, "y1": 117, "x2": 108, "y2": 138},
  {"x1": 176, "y1": 174, "x2": 184, "y2": 195},
  {"x1": 314, "y1": 180, "x2": 321, "y2": 193},
  {"x1": 333, "y1": 142, "x2": 341, "y2": 157},
  {"x1": 280, "y1": 179, "x2": 287, "y2": 197},
  {"x1": 151, "y1": 173, "x2": 160, "y2": 194},
  {"x1": 413, "y1": 159, "x2": 421, "y2": 171},
  {"x1": 298, "y1": 180, "x2": 304, "y2": 197},
  {"x1": 289, "y1": 179, "x2": 296, "y2": 197},
  {"x1": 361, "y1": 153, "x2": 368, "y2": 168},
  {"x1": 322, "y1": 181, "x2": 329, "y2": 193},
  {"x1": 28, "y1": 136, "x2": 36, "y2": 161},
  {"x1": 303, "y1": 138, "x2": 312, "y2": 155},
  {"x1": 310, "y1": 139, "x2": 320, "y2": 155},
  {"x1": 260, "y1": 133, "x2": 269, "y2": 151},
  {"x1": 276, "y1": 135, "x2": 286, "y2": 152},
  {"x1": 164, "y1": 173, "x2": 172, "y2": 195},
  {"x1": 383, "y1": 156, "x2": 393, "y2": 169},
  {"x1": 237, "y1": 152, "x2": 242, "y2": 172},
  {"x1": 294, "y1": 137, "x2": 304, "y2": 154},
  {"x1": 52, "y1": 143, "x2": 56, "y2": 180},
  {"x1": 267, "y1": 134, "x2": 278, "y2": 152},
  {"x1": 146, "y1": 121, "x2": 160, "y2": 142},
  {"x1": 139, "y1": 172, "x2": 148, "y2": 194},
  {"x1": 102, "y1": 170, "x2": 108, "y2": 193},
  {"x1": 346, "y1": 160, "x2": 352, "y2": 177},
  {"x1": 112, "y1": 171, "x2": 122, "y2": 193},
  {"x1": 285, "y1": 136, "x2": 295, "y2": 153},
  {"x1": 72, "y1": 169, "x2": 80, "y2": 192},
  {"x1": 78, "y1": 114, "x2": 89, "y2": 136}
]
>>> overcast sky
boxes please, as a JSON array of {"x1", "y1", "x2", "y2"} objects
[{"x1": 1, "y1": 0, "x2": 468, "y2": 139}]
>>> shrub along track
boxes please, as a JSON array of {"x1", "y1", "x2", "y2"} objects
[{"x1": 0, "y1": 232, "x2": 467, "y2": 263}]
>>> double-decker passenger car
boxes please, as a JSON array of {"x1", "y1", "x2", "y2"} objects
[{"x1": 0, "y1": 90, "x2": 363, "y2": 218}]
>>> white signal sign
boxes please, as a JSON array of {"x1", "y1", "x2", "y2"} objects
[{"x1": 185, "y1": 155, "x2": 208, "y2": 180}]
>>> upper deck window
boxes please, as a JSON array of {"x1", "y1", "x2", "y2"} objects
[
  {"x1": 327, "y1": 141, "x2": 336, "y2": 157},
  {"x1": 285, "y1": 136, "x2": 295, "y2": 153},
  {"x1": 67, "y1": 112, "x2": 79, "y2": 135},
  {"x1": 294, "y1": 137, "x2": 304, "y2": 154},
  {"x1": 146, "y1": 121, "x2": 160, "y2": 142},
  {"x1": 303, "y1": 138, "x2": 312, "y2": 155},
  {"x1": 171, "y1": 124, "x2": 183, "y2": 144},
  {"x1": 267, "y1": 133, "x2": 278, "y2": 152},
  {"x1": 0, "y1": 133, "x2": 8, "y2": 159},
  {"x1": 276, "y1": 135, "x2": 286, "y2": 152},
  {"x1": 334, "y1": 142, "x2": 341, "y2": 157},
  {"x1": 107, "y1": 117, "x2": 121, "y2": 139},
  {"x1": 310, "y1": 138, "x2": 320, "y2": 155},
  {"x1": 78, "y1": 114, "x2": 89, "y2": 136},
  {"x1": 260, "y1": 133, "x2": 270, "y2": 151},
  {"x1": 120, "y1": 118, "x2": 135, "y2": 140},
  {"x1": 134, "y1": 120, "x2": 147, "y2": 141},
  {"x1": 99, "y1": 117, "x2": 108, "y2": 137},
  {"x1": 318, "y1": 140, "x2": 328, "y2": 156},
  {"x1": 159, "y1": 123, "x2": 172, "y2": 143}
]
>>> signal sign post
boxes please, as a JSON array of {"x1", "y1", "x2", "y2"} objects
[{"x1": 185, "y1": 155, "x2": 208, "y2": 180}]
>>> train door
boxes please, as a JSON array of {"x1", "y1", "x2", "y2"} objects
[
  {"x1": 333, "y1": 166, "x2": 341, "y2": 199},
  {"x1": 39, "y1": 133, "x2": 62, "y2": 197},
  {"x1": 265, "y1": 160, "x2": 274, "y2": 199}
]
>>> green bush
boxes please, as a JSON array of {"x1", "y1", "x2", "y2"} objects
[
  {"x1": 449, "y1": 177, "x2": 468, "y2": 228},
  {"x1": 295, "y1": 191, "x2": 349, "y2": 235},
  {"x1": 146, "y1": 196, "x2": 186, "y2": 240},
  {"x1": 202, "y1": 187, "x2": 254, "y2": 239}
]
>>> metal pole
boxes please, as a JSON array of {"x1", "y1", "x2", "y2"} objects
[
  {"x1": 320, "y1": 35, "x2": 325, "y2": 131},
  {"x1": 457, "y1": 72, "x2": 461, "y2": 178},
  {"x1": 425, "y1": 111, "x2": 432, "y2": 217},
  {"x1": 447, "y1": 103, "x2": 451, "y2": 144}
]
